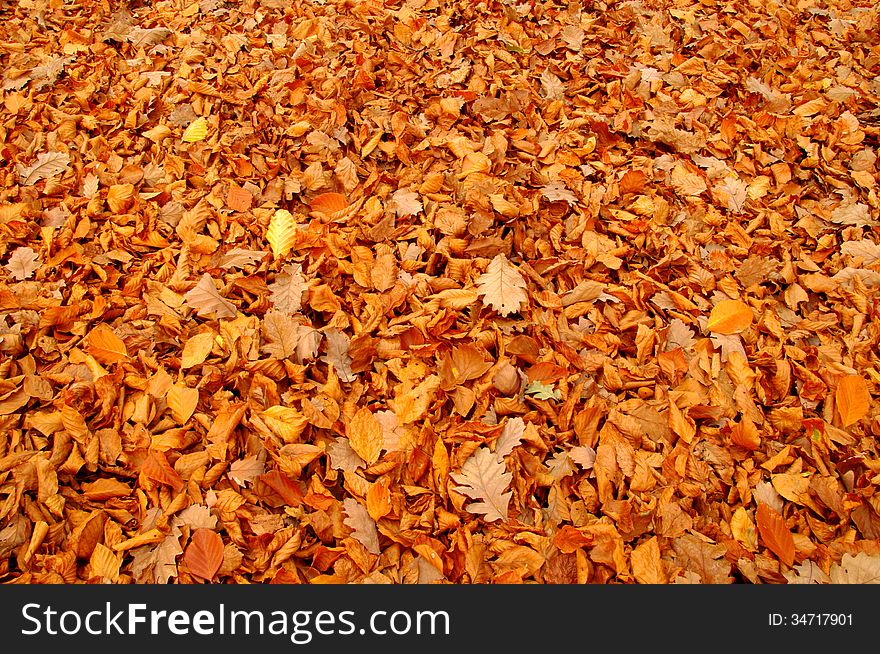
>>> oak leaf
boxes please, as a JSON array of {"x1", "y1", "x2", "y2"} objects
[
  {"x1": 342, "y1": 498, "x2": 380, "y2": 555},
  {"x1": 327, "y1": 437, "x2": 366, "y2": 472},
  {"x1": 4, "y1": 247, "x2": 40, "y2": 280},
  {"x1": 450, "y1": 446, "x2": 512, "y2": 523},
  {"x1": 269, "y1": 264, "x2": 307, "y2": 314},
  {"x1": 390, "y1": 188, "x2": 422, "y2": 217},
  {"x1": 476, "y1": 253, "x2": 529, "y2": 317},
  {"x1": 261, "y1": 310, "x2": 300, "y2": 359},
  {"x1": 525, "y1": 380, "x2": 560, "y2": 400}
]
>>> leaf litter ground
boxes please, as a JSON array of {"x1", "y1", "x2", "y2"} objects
[{"x1": 1, "y1": 0, "x2": 879, "y2": 584}]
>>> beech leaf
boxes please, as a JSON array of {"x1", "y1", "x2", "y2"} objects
[
  {"x1": 17, "y1": 150, "x2": 71, "y2": 185},
  {"x1": 184, "y1": 274, "x2": 237, "y2": 319},
  {"x1": 756, "y1": 502, "x2": 795, "y2": 567},
  {"x1": 184, "y1": 529, "x2": 223, "y2": 581}
]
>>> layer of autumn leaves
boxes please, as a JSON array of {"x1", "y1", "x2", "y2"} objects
[{"x1": 1, "y1": 0, "x2": 880, "y2": 585}]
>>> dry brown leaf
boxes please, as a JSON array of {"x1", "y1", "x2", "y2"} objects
[
  {"x1": 184, "y1": 274, "x2": 237, "y2": 319},
  {"x1": 631, "y1": 536, "x2": 667, "y2": 584},
  {"x1": 476, "y1": 254, "x2": 529, "y2": 317},
  {"x1": 166, "y1": 383, "x2": 199, "y2": 425}
]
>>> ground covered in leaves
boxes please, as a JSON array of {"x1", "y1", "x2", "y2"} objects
[{"x1": 1, "y1": 0, "x2": 880, "y2": 584}]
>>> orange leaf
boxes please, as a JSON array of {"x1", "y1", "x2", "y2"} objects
[
  {"x1": 184, "y1": 529, "x2": 223, "y2": 581},
  {"x1": 835, "y1": 375, "x2": 871, "y2": 427},
  {"x1": 86, "y1": 324, "x2": 128, "y2": 364},
  {"x1": 366, "y1": 478, "x2": 392, "y2": 521},
  {"x1": 309, "y1": 192, "x2": 348, "y2": 215},
  {"x1": 141, "y1": 451, "x2": 184, "y2": 492},
  {"x1": 730, "y1": 416, "x2": 761, "y2": 450},
  {"x1": 347, "y1": 407, "x2": 383, "y2": 465},
  {"x1": 756, "y1": 503, "x2": 795, "y2": 566},
  {"x1": 552, "y1": 525, "x2": 591, "y2": 554},
  {"x1": 618, "y1": 169, "x2": 647, "y2": 195},
  {"x1": 668, "y1": 399, "x2": 696, "y2": 443},
  {"x1": 706, "y1": 299, "x2": 753, "y2": 334},
  {"x1": 226, "y1": 184, "x2": 252, "y2": 212},
  {"x1": 525, "y1": 361, "x2": 567, "y2": 383}
]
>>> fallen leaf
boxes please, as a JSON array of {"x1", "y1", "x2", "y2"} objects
[
  {"x1": 347, "y1": 407, "x2": 383, "y2": 465},
  {"x1": 86, "y1": 324, "x2": 128, "y2": 365},
  {"x1": 450, "y1": 447, "x2": 512, "y2": 523},
  {"x1": 182, "y1": 116, "x2": 209, "y2": 143},
  {"x1": 706, "y1": 299, "x2": 753, "y2": 334},
  {"x1": 17, "y1": 150, "x2": 70, "y2": 185},
  {"x1": 342, "y1": 498, "x2": 381, "y2": 555},
  {"x1": 835, "y1": 375, "x2": 870, "y2": 427},
  {"x1": 756, "y1": 502, "x2": 795, "y2": 567},
  {"x1": 267, "y1": 209, "x2": 298, "y2": 259},
  {"x1": 4, "y1": 247, "x2": 40, "y2": 280},
  {"x1": 184, "y1": 274, "x2": 237, "y2": 319},
  {"x1": 184, "y1": 529, "x2": 223, "y2": 580}
]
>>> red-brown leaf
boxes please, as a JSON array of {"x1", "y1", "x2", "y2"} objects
[{"x1": 184, "y1": 529, "x2": 223, "y2": 581}]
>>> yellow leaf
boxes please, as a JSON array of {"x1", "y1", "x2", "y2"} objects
[
  {"x1": 267, "y1": 209, "x2": 298, "y2": 259},
  {"x1": 181, "y1": 331, "x2": 215, "y2": 369},
  {"x1": 706, "y1": 299, "x2": 753, "y2": 334},
  {"x1": 836, "y1": 374, "x2": 870, "y2": 427},
  {"x1": 86, "y1": 323, "x2": 128, "y2": 365},
  {"x1": 181, "y1": 116, "x2": 208, "y2": 142},
  {"x1": 347, "y1": 407, "x2": 383, "y2": 465}
]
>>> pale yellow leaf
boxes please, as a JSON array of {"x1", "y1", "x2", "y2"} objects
[
  {"x1": 267, "y1": 209, "x2": 298, "y2": 259},
  {"x1": 181, "y1": 116, "x2": 208, "y2": 143}
]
